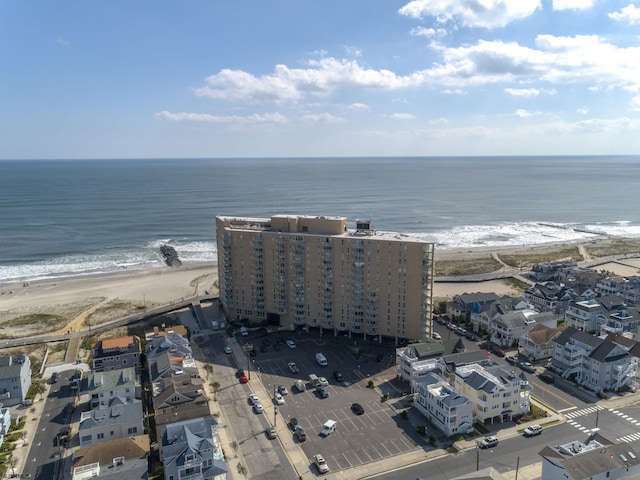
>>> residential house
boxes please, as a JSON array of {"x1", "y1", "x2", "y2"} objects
[
  {"x1": 0, "y1": 354, "x2": 31, "y2": 406},
  {"x1": 550, "y1": 327, "x2": 635, "y2": 392},
  {"x1": 596, "y1": 275, "x2": 626, "y2": 297},
  {"x1": 598, "y1": 295, "x2": 626, "y2": 313},
  {"x1": 564, "y1": 299, "x2": 604, "y2": 333},
  {"x1": 87, "y1": 368, "x2": 140, "y2": 409},
  {"x1": 396, "y1": 339, "x2": 469, "y2": 384},
  {"x1": 524, "y1": 283, "x2": 573, "y2": 314},
  {"x1": 412, "y1": 371, "x2": 474, "y2": 436},
  {"x1": 538, "y1": 431, "x2": 640, "y2": 480},
  {"x1": 78, "y1": 397, "x2": 144, "y2": 447},
  {"x1": 489, "y1": 311, "x2": 535, "y2": 348},
  {"x1": 563, "y1": 267, "x2": 602, "y2": 290},
  {"x1": 471, "y1": 295, "x2": 530, "y2": 335},
  {"x1": 146, "y1": 332, "x2": 195, "y2": 371},
  {"x1": 447, "y1": 293, "x2": 501, "y2": 320},
  {"x1": 597, "y1": 307, "x2": 640, "y2": 337},
  {"x1": 92, "y1": 336, "x2": 142, "y2": 373},
  {"x1": 144, "y1": 324, "x2": 188, "y2": 342},
  {"x1": 619, "y1": 276, "x2": 640, "y2": 306},
  {"x1": 0, "y1": 403, "x2": 10, "y2": 448},
  {"x1": 453, "y1": 364, "x2": 531, "y2": 424},
  {"x1": 531, "y1": 261, "x2": 577, "y2": 282},
  {"x1": 153, "y1": 375, "x2": 210, "y2": 427},
  {"x1": 519, "y1": 324, "x2": 565, "y2": 362},
  {"x1": 161, "y1": 417, "x2": 228, "y2": 480},
  {"x1": 71, "y1": 435, "x2": 149, "y2": 480},
  {"x1": 604, "y1": 333, "x2": 640, "y2": 389}
]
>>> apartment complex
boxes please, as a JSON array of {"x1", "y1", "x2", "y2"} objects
[{"x1": 216, "y1": 215, "x2": 435, "y2": 341}]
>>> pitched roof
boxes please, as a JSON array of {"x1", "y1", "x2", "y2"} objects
[
  {"x1": 73, "y1": 435, "x2": 149, "y2": 467},
  {"x1": 553, "y1": 326, "x2": 602, "y2": 348},
  {"x1": 527, "y1": 324, "x2": 565, "y2": 345}
]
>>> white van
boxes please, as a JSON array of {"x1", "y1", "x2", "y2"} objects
[
  {"x1": 309, "y1": 374, "x2": 320, "y2": 388},
  {"x1": 316, "y1": 353, "x2": 327, "y2": 367},
  {"x1": 321, "y1": 420, "x2": 337, "y2": 436}
]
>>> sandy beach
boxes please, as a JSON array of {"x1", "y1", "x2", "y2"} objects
[{"x1": 2, "y1": 236, "x2": 640, "y2": 341}]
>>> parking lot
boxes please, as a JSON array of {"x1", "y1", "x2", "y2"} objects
[{"x1": 236, "y1": 329, "x2": 429, "y2": 474}]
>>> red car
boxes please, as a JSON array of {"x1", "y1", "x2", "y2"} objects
[{"x1": 239, "y1": 374, "x2": 248, "y2": 383}]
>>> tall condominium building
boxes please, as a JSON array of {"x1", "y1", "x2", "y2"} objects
[{"x1": 216, "y1": 214, "x2": 435, "y2": 342}]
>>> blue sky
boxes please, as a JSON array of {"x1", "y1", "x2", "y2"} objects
[{"x1": 1, "y1": 0, "x2": 639, "y2": 159}]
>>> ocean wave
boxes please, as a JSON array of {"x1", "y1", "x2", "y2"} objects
[{"x1": 0, "y1": 240, "x2": 216, "y2": 285}]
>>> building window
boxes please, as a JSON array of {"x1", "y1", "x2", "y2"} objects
[{"x1": 97, "y1": 433, "x2": 104, "y2": 439}]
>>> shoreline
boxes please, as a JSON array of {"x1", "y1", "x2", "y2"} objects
[{"x1": 2, "y1": 236, "x2": 640, "y2": 341}]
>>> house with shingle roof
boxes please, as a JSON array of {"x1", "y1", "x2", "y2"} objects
[
  {"x1": 92, "y1": 336, "x2": 141, "y2": 373},
  {"x1": 519, "y1": 324, "x2": 565, "y2": 362},
  {"x1": 564, "y1": 299, "x2": 604, "y2": 333},
  {"x1": 453, "y1": 364, "x2": 531, "y2": 424},
  {"x1": 87, "y1": 368, "x2": 140, "y2": 409},
  {"x1": 153, "y1": 375, "x2": 210, "y2": 427},
  {"x1": 413, "y1": 371, "x2": 474, "y2": 436},
  {"x1": 470, "y1": 295, "x2": 531, "y2": 334},
  {"x1": 524, "y1": 283, "x2": 573, "y2": 314},
  {"x1": 539, "y1": 431, "x2": 640, "y2": 480},
  {"x1": 78, "y1": 397, "x2": 144, "y2": 447},
  {"x1": 551, "y1": 327, "x2": 635, "y2": 392},
  {"x1": 447, "y1": 292, "x2": 501, "y2": 320},
  {"x1": 161, "y1": 417, "x2": 227, "y2": 480}
]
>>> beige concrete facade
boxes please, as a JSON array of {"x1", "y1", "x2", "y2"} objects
[{"x1": 215, "y1": 215, "x2": 434, "y2": 342}]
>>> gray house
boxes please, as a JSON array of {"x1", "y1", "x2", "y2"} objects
[
  {"x1": 161, "y1": 417, "x2": 227, "y2": 480},
  {"x1": 92, "y1": 335, "x2": 142, "y2": 373},
  {"x1": 78, "y1": 397, "x2": 144, "y2": 447},
  {"x1": 87, "y1": 368, "x2": 140, "y2": 409},
  {"x1": 0, "y1": 354, "x2": 31, "y2": 406}
]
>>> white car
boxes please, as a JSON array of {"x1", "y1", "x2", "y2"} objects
[
  {"x1": 523, "y1": 425, "x2": 542, "y2": 437},
  {"x1": 254, "y1": 402, "x2": 264, "y2": 414},
  {"x1": 278, "y1": 385, "x2": 288, "y2": 395},
  {"x1": 432, "y1": 332, "x2": 442, "y2": 340},
  {"x1": 274, "y1": 392, "x2": 285, "y2": 405},
  {"x1": 248, "y1": 394, "x2": 259, "y2": 405},
  {"x1": 286, "y1": 340, "x2": 297, "y2": 349},
  {"x1": 288, "y1": 362, "x2": 299, "y2": 373},
  {"x1": 314, "y1": 454, "x2": 329, "y2": 474},
  {"x1": 224, "y1": 346, "x2": 232, "y2": 354}
]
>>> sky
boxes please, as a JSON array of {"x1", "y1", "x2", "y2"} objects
[{"x1": 1, "y1": 0, "x2": 639, "y2": 159}]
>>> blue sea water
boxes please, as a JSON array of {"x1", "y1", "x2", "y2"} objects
[{"x1": 1, "y1": 156, "x2": 640, "y2": 284}]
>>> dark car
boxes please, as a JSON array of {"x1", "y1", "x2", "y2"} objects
[
  {"x1": 289, "y1": 417, "x2": 299, "y2": 431},
  {"x1": 235, "y1": 369, "x2": 245, "y2": 378},
  {"x1": 249, "y1": 349, "x2": 257, "y2": 357},
  {"x1": 351, "y1": 403, "x2": 365, "y2": 415},
  {"x1": 539, "y1": 372, "x2": 555, "y2": 383},
  {"x1": 295, "y1": 426, "x2": 307, "y2": 442},
  {"x1": 333, "y1": 371, "x2": 343, "y2": 382},
  {"x1": 506, "y1": 355, "x2": 517, "y2": 365},
  {"x1": 465, "y1": 332, "x2": 477, "y2": 341}
]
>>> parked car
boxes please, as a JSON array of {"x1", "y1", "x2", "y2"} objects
[
  {"x1": 274, "y1": 392, "x2": 285, "y2": 405},
  {"x1": 317, "y1": 386, "x2": 329, "y2": 398},
  {"x1": 253, "y1": 402, "x2": 263, "y2": 414},
  {"x1": 478, "y1": 436, "x2": 499, "y2": 449},
  {"x1": 248, "y1": 394, "x2": 259, "y2": 405},
  {"x1": 224, "y1": 346, "x2": 232, "y2": 354},
  {"x1": 351, "y1": 403, "x2": 365, "y2": 415},
  {"x1": 523, "y1": 425, "x2": 543, "y2": 437},
  {"x1": 278, "y1": 385, "x2": 288, "y2": 395},
  {"x1": 286, "y1": 340, "x2": 297, "y2": 349},
  {"x1": 432, "y1": 332, "x2": 442, "y2": 340},
  {"x1": 295, "y1": 426, "x2": 307, "y2": 441},
  {"x1": 266, "y1": 427, "x2": 277, "y2": 439},
  {"x1": 465, "y1": 332, "x2": 477, "y2": 341},
  {"x1": 493, "y1": 348, "x2": 506, "y2": 357},
  {"x1": 506, "y1": 355, "x2": 517, "y2": 365},
  {"x1": 239, "y1": 374, "x2": 248, "y2": 384},
  {"x1": 289, "y1": 417, "x2": 299, "y2": 431},
  {"x1": 539, "y1": 372, "x2": 555, "y2": 383},
  {"x1": 519, "y1": 362, "x2": 536, "y2": 373},
  {"x1": 314, "y1": 454, "x2": 329, "y2": 474},
  {"x1": 236, "y1": 369, "x2": 245, "y2": 378},
  {"x1": 333, "y1": 370, "x2": 344, "y2": 382},
  {"x1": 288, "y1": 362, "x2": 299, "y2": 373}
]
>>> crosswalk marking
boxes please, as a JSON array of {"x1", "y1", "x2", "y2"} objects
[
  {"x1": 617, "y1": 432, "x2": 640, "y2": 444},
  {"x1": 563, "y1": 406, "x2": 603, "y2": 419}
]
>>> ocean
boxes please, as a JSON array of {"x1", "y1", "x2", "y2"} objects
[{"x1": 2, "y1": 156, "x2": 640, "y2": 285}]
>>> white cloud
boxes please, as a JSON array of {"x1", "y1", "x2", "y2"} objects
[
  {"x1": 609, "y1": 4, "x2": 640, "y2": 25},
  {"x1": 155, "y1": 111, "x2": 288, "y2": 124},
  {"x1": 301, "y1": 113, "x2": 346, "y2": 123},
  {"x1": 514, "y1": 109, "x2": 545, "y2": 117},
  {"x1": 577, "y1": 107, "x2": 589, "y2": 115},
  {"x1": 429, "y1": 118, "x2": 449, "y2": 125},
  {"x1": 442, "y1": 88, "x2": 467, "y2": 95},
  {"x1": 386, "y1": 113, "x2": 416, "y2": 120},
  {"x1": 194, "y1": 58, "x2": 420, "y2": 104},
  {"x1": 55, "y1": 36, "x2": 70, "y2": 47},
  {"x1": 504, "y1": 87, "x2": 557, "y2": 97},
  {"x1": 348, "y1": 103, "x2": 370, "y2": 110},
  {"x1": 398, "y1": 0, "x2": 541, "y2": 29},
  {"x1": 552, "y1": 0, "x2": 596, "y2": 11},
  {"x1": 410, "y1": 26, "x2": 447, "y2": 38},
  {"x1": 631, "y1": 95, "x2": 640, "y2": 110},
  {"x1": 344, "y1": 45, "x2": 363, "y2": 57}
]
